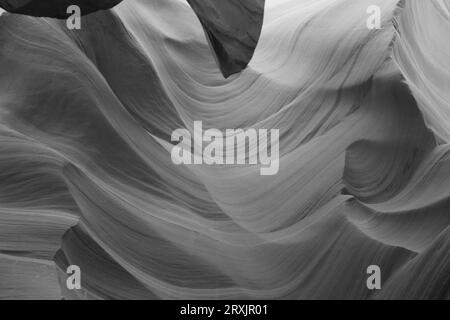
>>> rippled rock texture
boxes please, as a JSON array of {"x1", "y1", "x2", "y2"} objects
[
  {"x1": 0, "y1": 0, "x2": 264, "y2": 77},
  {"x1": 0, "y1": 0, "x2": 449, "y2": 299}
]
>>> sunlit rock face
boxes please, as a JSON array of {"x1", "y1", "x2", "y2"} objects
[
  {"x1": 0, "y1": 0, "x2": 123, "y2": 18},
  {"x1": 0, "y1": 0, "x2": 449, "y2": 300}
]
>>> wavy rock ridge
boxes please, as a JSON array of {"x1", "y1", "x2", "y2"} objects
[
  {"x1": 0, "y1": 0, "x2": 264, "y2": 77},
  {"x1": 0, "y1": 0, "x2": 449, "y2": 299}
]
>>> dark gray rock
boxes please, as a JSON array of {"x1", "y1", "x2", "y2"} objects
[
  {"x1": 0, "y1": 0, "x2": 265, "y2": 77},
  {"x1": 187, "y1": 0, "x2": 265, "y2": 77},
  {"x1": 0, "y1": 0, "x2": 123, "y2": 18}
]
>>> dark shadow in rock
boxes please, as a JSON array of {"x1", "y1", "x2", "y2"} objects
[
  {"x1": 0, "y1": 0, "x2": 266, "y2": 78},
  {"x1": 187, "y1": 0, "x2": 265, "y2": 78},
  {"x1": 0, "y1": 0, "x2": 123, "y2": 19}
]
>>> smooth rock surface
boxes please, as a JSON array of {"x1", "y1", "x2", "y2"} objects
[
  {"x1": 0, "y1": 0, "x2": 449, "y2": 300},
  {"x1": 0, "y1": 0, "x2": 265, "y2": 77}
]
